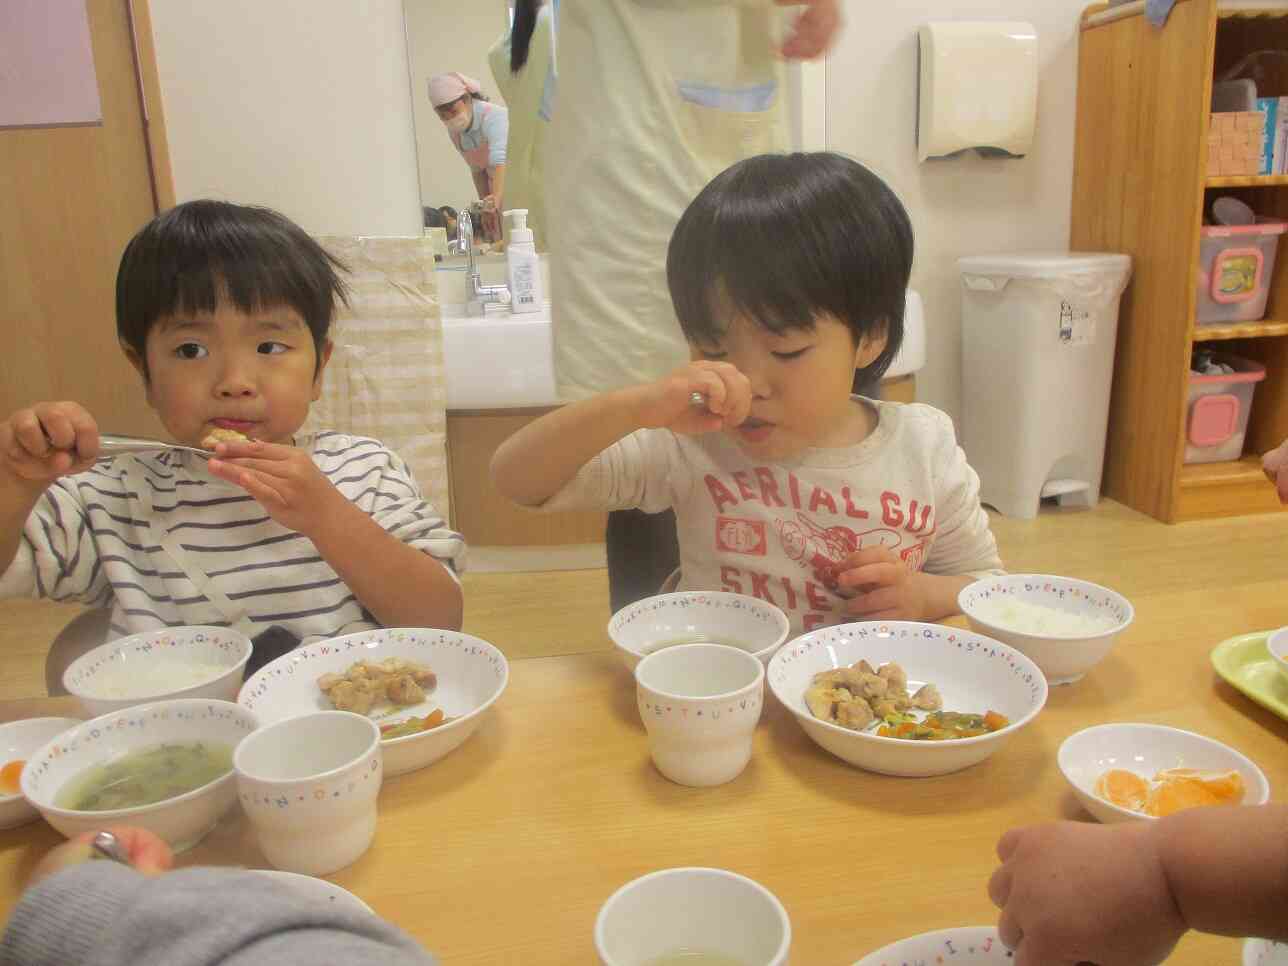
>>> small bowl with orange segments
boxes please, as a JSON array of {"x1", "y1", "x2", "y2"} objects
[{"x1": 1058, "y1": 723, "x2": 1270, "y2": 824}]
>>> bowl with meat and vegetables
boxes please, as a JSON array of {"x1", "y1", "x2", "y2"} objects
[
  {"x1": 767, "y1": 621, "x2": 1048, "y2": 777},
  {"x1": 237, "y1": 628, "x2": 508, "y2": 777}
]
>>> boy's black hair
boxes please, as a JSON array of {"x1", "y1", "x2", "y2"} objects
[
  {"x1": 666, "y1": 152, "x2": 913, "y2": 384},
  {"x1": 116, "y1": 200, "x2": 348, "y2": 378}
]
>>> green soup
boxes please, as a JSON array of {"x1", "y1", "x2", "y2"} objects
[{"x1": 55, "y1": 741, "x2": 234, "y2": 812}]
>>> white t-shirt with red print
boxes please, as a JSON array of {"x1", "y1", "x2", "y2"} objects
[{"x1": 544, "y1": 400, "x2": 1003, "y2": 639}]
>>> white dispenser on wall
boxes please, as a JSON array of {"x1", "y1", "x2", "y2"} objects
[
  {"x1": 918, "y1": 21, "x2": 1038, "y2": 162},
  {"x1": 504, "y1": 208, "x2": 544, "y2": 314}
]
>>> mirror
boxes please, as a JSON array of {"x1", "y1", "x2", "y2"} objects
[{"x1": 401, "y1": 1, "x2": 826, "y2": 258}]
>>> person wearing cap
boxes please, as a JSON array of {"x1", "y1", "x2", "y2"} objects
[{"x1": 428, "y1": 72, "x2": 508, "y2": 242}]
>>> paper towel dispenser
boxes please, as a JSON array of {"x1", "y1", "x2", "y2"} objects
[{"x1": 917, "y1": 21, "x2": 1038, "y2": 162}]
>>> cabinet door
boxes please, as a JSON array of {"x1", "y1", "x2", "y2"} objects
[{"x1": 0, "y1": 1, "x2": 165, "y2": 435}]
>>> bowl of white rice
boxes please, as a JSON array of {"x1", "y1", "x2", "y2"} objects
[
  {"x1": 64, "y1": 626, "x2": 253, "y2": 718},
  {"x1": 958, "y1": 574, "x2": 1133, "y2": 685}
]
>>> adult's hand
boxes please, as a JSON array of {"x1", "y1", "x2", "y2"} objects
[{"x1": 777, "y1": 0, "x2": 842, "y2": 60}]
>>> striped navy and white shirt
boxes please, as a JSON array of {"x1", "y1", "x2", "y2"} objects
[{"x1": 0, "y1": 432, "x2": 466, "y2": 644}]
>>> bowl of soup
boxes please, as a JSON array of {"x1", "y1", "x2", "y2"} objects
[
  {"x1": 64, "y1": 626, "x2": 253, "y2": 718},
  {"x1": 21, "y1": 698, "x2": 257, "y2": 850},
  {"x1": 608, "y1": 592, "x2": 791, "y2": 672}
]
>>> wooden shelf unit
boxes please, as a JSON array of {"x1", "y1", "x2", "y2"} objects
[
  {"x1": 1192, "y1": 320, "x2": 1288, "y2": 340},
  {"x1": 1074, "y1": 0, "x2": 1288, "y2": 521}
]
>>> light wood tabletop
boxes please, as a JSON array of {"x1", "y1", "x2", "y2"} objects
[{"x1": 1, "y1": 602, "x2": 1286, "y2": 965}]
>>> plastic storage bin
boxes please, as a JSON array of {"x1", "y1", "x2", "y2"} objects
[
  {"x1": 1185, "y1": 354, "x2": 1266, "y2": 464},
  {"x1": 1196, "y1": 221, "x2": 1287, "y2": 324},
  {"x1": 960, "y1": 252, "x2": 1132, "y2": 519}
]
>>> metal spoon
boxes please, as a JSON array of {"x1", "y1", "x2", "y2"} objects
[{"x1": 98, "y1": 434, "x2": 215, "y2": 459}]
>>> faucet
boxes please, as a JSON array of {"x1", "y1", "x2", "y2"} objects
[{"x1": 448, "y1": 206, "x2": 509, "y2": 316}]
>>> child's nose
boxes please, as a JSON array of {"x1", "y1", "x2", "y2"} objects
[{"x1": 214, "y1": 362, "x2": 257, "y2": 397}]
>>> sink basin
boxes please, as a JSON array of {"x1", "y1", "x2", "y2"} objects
[{"x1": 441, "y1": 302, "x2": 559, "y2": 410}]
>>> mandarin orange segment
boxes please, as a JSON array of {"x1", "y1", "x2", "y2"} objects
[
  {"x1": 1156, "y1": 768, "x2": 1246, "y2": 805},
  {"x1": 0, "y1": 760, "x2": 24, "y2": 796},
  {"x1": 1095, "y1": 768, "x2": 1149, "y2": 812},
  {"x1": 1145, "y1": 778, "x2": 1223, "y2": 817}
]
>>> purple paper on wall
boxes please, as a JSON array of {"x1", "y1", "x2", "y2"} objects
[{"x1": 0, "y1": 0, "x2": 103, "y2": 129}]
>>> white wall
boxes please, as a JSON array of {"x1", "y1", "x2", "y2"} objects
[
  {"x1": 828, "y1": 1, "x2": 1085, "y2": 420},
  {"x1": 148, "y1": 1, "x2": 422, "y2": 237},
  {"x1": 404, "y1": 1, "x2": 509, "y2": 213},
  {"x1": 149, "y1": 1, "x2": 1088, "y2": 420}
]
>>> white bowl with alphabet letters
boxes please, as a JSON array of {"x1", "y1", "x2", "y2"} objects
[{"x1": 608, "y1": 592, "x2": 790, "y2": 672}]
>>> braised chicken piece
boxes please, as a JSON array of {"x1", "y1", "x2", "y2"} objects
[
  {"x1": 804, "y1": 660, "x2": 921, "y2": 733},
  {"x1": 318, "y1": 657, "x2": 438, "y2": 715},
  {"x1": 200, "y1": 426, "x2": 250, "y2": 449}
]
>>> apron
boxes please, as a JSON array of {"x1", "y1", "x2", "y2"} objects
[{"x1": 453, "y1": 100, "x2": 503, "y2": 241}]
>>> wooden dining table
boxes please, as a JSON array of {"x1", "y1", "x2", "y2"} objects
[{"x1": 0, "y1": 613, "x2": 1285, "y2": 965}]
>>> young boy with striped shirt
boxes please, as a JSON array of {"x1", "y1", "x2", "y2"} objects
[{"x1": 0, "y1": 201, "x2": 464, "y2": 674}]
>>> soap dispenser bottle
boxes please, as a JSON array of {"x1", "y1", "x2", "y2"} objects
[{"x1": 504, "y1": 209, "x2": 544, "y2": 314}]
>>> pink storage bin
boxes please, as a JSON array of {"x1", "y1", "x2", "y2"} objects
[
  {"x1": 1185, "y1": 354, "x2": 1266, "y2": 464},
  {"x1": 1196, "y1": 220, "x2": 1287, "y2": 325}
]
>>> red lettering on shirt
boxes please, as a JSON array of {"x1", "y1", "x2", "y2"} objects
[
  {"x1": 841, "y1": 486, "x2": 870, "y2": 520},
  {"x1": 705, "y1": 474, "x2": 739, "y2": 514},
  {"x1": 788, "y1": 472, "x2": 803, "y2": 510},
  {"x1": 749, "y1": 570, "x2": 773, "y2": 603},
  {"x1": 715, "y1": 517, "x2": 766, "y2": 556},
  {"x1": 805, "y1": 581, "x2": 831, "y2": 611},
  {"x1": 803, "y1": 613, "x2": 828, "y2": 631},
  {"x1": 778, "y1": 576, "x2": 798, "y2": 610},
  {"x1": 809, "y1": 486, "x2": 838, "y2": 515},
  {"x1": 755, "y1": 467, "x2": 786, "y2": 508},
  {"x1": 732, "y1": 471, "x2": 757, "y2": 502},
  {"x1": 720, "y1": 566, "x2": 743, "y2": 594},
  {"x1": 881, "y1": 491, "x2": 904, "y2": 527}
]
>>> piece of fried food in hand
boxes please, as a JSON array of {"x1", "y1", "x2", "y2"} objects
[{"x1": 201, "y1": 426, "x2": 250, "y2": 450}]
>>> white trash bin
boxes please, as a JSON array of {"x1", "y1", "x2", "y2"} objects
[{"x1": 959, "y1": 252, "x2": 1132, "y2": 519}]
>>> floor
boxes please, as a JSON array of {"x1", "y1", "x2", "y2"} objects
[{"x1": 2, "y1": 499, "x2": 1286, "y2": 702}]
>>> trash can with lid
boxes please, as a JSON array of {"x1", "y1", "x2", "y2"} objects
[{"x1": 959, "y1": 252, "x2": 1132, "y2": 519}]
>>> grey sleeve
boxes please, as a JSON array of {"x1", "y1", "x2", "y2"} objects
[{"x1": 0, "y1": 863, "x2": 437, "y2": 966}]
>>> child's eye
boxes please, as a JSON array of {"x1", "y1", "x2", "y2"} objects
[
  {"x1": 695, "y1": 347, "x2": 727, "y2": 360},
  {"x1": 257, "y1": 342, "x2": 289, "y2": 355},
  {"x1": 772, "y1": 347, "x2": 810, "y2": 360},
  {"x1": 174, "y1": 343, "x2": 208, "y2": 360}
]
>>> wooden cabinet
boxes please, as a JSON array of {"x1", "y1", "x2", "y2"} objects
[{"x1": 1073, "y1": 0, "x2": 1288, "y2": 521}]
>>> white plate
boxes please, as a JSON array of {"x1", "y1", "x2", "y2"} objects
[
  {"x1": 0, "y1": 717, "x2": 83, "y2": 829},
  {"x1": 256, "y1": 870, "x2": 374, "y2": 916},
  {"x1": 852, "y1": 926, "x2": 1008, "y2": 965},
  {"x1": 768, "y1": 621, "x2": 1047, "y2": 777},
  {"x1": 238, "y1": 628, "x2": 508, "y2": 778},
  {"x1": 1246, "y1": 938, "x2": 1288, "y2": 966},
  {"x1": 1058, "y1": 722, "x2": 1271, "y2": 824}
]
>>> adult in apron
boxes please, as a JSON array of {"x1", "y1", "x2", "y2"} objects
[
  {"x1": 429, "y1": 73, "x2": 509, "y2": 243},
  {"x1": 514, "y1": 0, "x2": 840, "y2": 612}
]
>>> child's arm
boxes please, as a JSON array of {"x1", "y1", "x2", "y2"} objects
[
  {"x1": 208, "y1": 441, "x2": 463, "y2": 631},
  {"x1": 491, "y1": 362, "x2": 751, "y2": 507},
  {"x1": 988, "y1": 805, "x2": 1288, "y2": 965},
  {"x1": 0, "y1": 403, "x2": 100, "y2": 575},
  {"x1": 1264, "y1": 438, "x2": 1288, "y2": 503}
]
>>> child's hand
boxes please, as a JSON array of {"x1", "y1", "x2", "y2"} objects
[
  {"x1": 1263, "y1": 438, "x2": 1288, "y2": 504},
  {"x1": 834, "y1": 547, "x2": 929, "y2": 621},
  {"x1": 207, "y1": 439, "x2": 347, "y2": 536},
  {"x1": 639, "y1": 362, "x2": 752, "y2": 436},
  {"x1": 28, "y1": 826, "x2": 173, "y2": 889},
  {"x1": 988, "y1": 820, "x2": 1186, "y2": 966},
  {"x1": 0, "y1": 402, "x2": 100, "y2": 487}
]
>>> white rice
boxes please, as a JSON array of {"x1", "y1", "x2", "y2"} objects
[
  {"x1": 81, "y1": 660, "x2": 232, "y2": 698},
  {"x1": 971, "y1": 597, "x2": 1119, "y2": 637}
]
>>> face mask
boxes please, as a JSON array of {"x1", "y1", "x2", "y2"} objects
[{"x1": 445, "y1": 112, "x2": 470, "y2": 134}]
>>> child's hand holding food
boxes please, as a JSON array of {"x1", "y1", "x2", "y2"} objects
[
  {"x1": 208, "y1": 438, "x2": 348, "y2": 536},
  {"x1": 0, "y1": 401, "x2": 100, "y2": 487},
  {"x1": 638, "y1": 361, "x2": 752, "y2": 436},
  {"x1": 834, "y1": 546, "x2": 931, "y2": 621}
]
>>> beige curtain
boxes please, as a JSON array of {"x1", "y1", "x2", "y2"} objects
[{"x1": 306, "y1": 236, "x2": 450, "y2": 521}]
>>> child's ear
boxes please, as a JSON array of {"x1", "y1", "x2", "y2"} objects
[
  {"x1": 311, "y1": 340, "x2": 335, "y2": 401},
  {"x1": 854, "y1": 321, "x2": 889, "y2": 370},
  {"x1": 121, "y1": 344, "x2": 157, "y2": 406}
]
